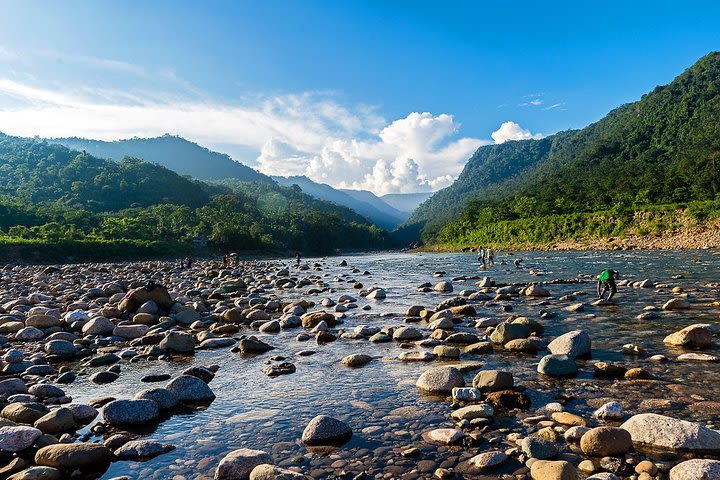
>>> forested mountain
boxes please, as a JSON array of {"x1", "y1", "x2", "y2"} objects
[
  {"x1": 412, "y1": 51, "x2": 720, "y2": 240},
  {"x1": 51, "y1": 134, "x2": 270, "y2": 183},
  {"x1": 0, "y1": 134, "x2": 388, "y2": 259},
  {"x1": 272, "y1": 176, "x2": 407, "y2": 229}
]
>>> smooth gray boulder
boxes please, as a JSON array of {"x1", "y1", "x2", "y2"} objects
[
  {"x1": 547, "y1": 330, "x2": 591, "y2": 357},
  {"x1": 621, "y1": 413, "x2": 720, "y2": 452},
  {"x1": 301, "y1": 415, "x2": 352, "y2": 446}
]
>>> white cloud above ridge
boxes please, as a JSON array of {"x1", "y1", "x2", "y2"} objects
[{"x1": 0, "y1": 55, "x2": 544, "y2": 195}]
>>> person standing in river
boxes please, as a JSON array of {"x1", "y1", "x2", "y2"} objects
[
  {"x1": 478, "y1": 246, "x2": 486, "y2": 267},
  {"x1": 295, "y1": 251, "x2": 301, "y2": 267},
  {"x1": 487, "y1": 247, "x2": 494, "y2": 266},
  {"x1": 597, "y1": 268, "x2": 620, "y2": 300}
]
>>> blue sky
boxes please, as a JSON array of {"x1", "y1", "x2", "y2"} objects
[{"x1": 0, "y1": 1, "x2": 718, "y2": 193}]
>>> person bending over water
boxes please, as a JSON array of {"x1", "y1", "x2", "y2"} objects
[
  {"x1": 514, "y1": 258, "x2": 523, "y2": 269},
  {"x1": 597, "y1": 268, "x2": 619, "y2": 300}
]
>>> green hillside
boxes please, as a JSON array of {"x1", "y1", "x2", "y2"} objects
[
  {"x1": 0, "y1": 134, "x2": 387, "y2": 261},
  {"x1": 414, "y1": 51, "x2": 720, "y2": 244}
]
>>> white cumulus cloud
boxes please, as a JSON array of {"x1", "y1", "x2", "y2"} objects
[{"x1": 491, "y1": 121, "x2": 543, "y2": 144}]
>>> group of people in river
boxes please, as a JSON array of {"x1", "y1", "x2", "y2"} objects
[
  {"x1": 477, "y1": 246, "x2": 494, "y2": 268},
  {"x1": 179, "y1": 256, "x2": 193, "y2": 269}
]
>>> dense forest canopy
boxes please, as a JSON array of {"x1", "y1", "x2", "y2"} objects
[{"x1": 0, "y1": 134, "x2": 388, "y2": 258}]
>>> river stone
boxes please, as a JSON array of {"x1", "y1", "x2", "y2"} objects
[
  {"x1": 15, "y1": 327, "x2": 44, "y2": 341},
  {"x1": 398, "y1": 350, "x2": 434, "y2": 361},
  {"x1": 525, "y1": 285, "x2": 551, "y2": 297},
  {"x1": 538, "y1": 354, "x2": 577, "y2": 376},
  {"x1": 341, "y1": 354, "x2": 372, "y2": 367},
  {"x1": 113, "y1": 324, "x2": 150, "y2": 339},
  {"x1": 393, "y1": 326, "x2": 423, "y2": 341},
  {"x1": 490, "y1": 323, "x2": 531, "y2": 344},
  {"x1": 215, "y1": 449, "x2": 272, "y2": 480},
  {"x1": 472, "y1": 370, "x2": 513, "y2": 391},
  {"x1": 90, "y1": 371, "x2": 119, "y2": 384},
  {"x1": 238, "y1": 337, "x2": 274, "y2": 354},
  {"x1": 29, "y1": 384, "x2": 64, "y2": 399},
  {"x1": 25, "y1": 314, "x2": 62, "y2": 328},
  {"x1": 452, "y1": 387, "x2": 483, "y2": 403},
  {"x1": 165, "y1": 375, "x2": 216, "y2": 402},
  {"x1": 669, "y1": 459, "x2": 720, "y2": 480},
  {"x1": 33, "y1": 408, "x2": 77, "y2": 434},
  {"x1": 580, "y1": 426, "x2": 632, "y2": 456},
  {"x1": 34, "y1": 442, "x2": 112, "y2": 469},
  {"x1": 175, "y1": 309, "x2": 202, "y2": 324},
  {"x1": 564, "y1": 426, "x2": 591, "y2": 443},
  {"x1": 0, "y1": 378, "x2": 27, "y2": 396},
  {"x1": 552, "y1": 412, "x2": 589, "y2": 427},
  {"x1": 416, "y1": 366, "x2": 465, "y2": 393},
  {"x1": 200, "y1": 338, "x2": 237, "y2": 349},
  {"x1": 366, "y1": 288, "x2": 386, "y2": 299},
  {"x1": 7, "y1": 466, "x2": 63, "y2": 480},
  {"x1": 159, "y1": 331, "x2": 195, "y2": 353},
  {"x1": 434, "y1": 281, "x2": 453, "y2": 292},
  {"x1": 250, "y1": 464, "x2": 309, "y2": 480},
  {"x1": 66, "y1": 404, "x2": 98, "y2": 424},
  {"x1": 547, "y1": 330, "x2": 591, "y2": 357},
  {"x1": 2, "y1": 403, "x2": 48, "y2": 424},
  {"x1": 0, "y1": 426, "x2": 42, "y2": 452},
  {"x1": 621, "y1": 413, "x2": 720, "y2": 452},
  {"x1": 81, "y1": 317, "x2": 115, "y2": 336},
  {"x1": 422, "y1": 428, "x2": 464, "y2": 444},
  {"x1": 530, "y1": 460, "x2": 578, "y2": 480},
  {"x1": 301, "y1": 415, "x2": 352, "y2": 446},
  {"x1": 663, "y1": 324, "x2": 712, "y2": 348},
  {"x1": 594, "y1": 401, "x2": 624, "y2": 421},
  {"x1": 114, "y1": 439, "x2": 175, "y2": 460},
  {"x1": 450, "y1": 404, "x2": 494, "y2": 420},
  {"x1": 521, "y1": 435, "x2": 558, "y2": 459},
  {"x1": 103, "y1": 399, "x2": 159, "y2": 426},
  {"x1": 44, "y1": 339, "x2": 77, "y2": 357},
  {"x1": 663, "y1": 298, "x2": 691, "y2": 310},
  {"x1": 300, "y1": 311, "x2": 336, "y2": 329},
  {"x1": 134, "y1": 388, "x2": 178, "y2": 410},
  {"x1": 467, "y1": 450, "x2": 508, "y2": 470}
]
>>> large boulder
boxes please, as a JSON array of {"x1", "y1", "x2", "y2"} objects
[
  {"x1": 301, "y1": 415, "x2": 352, "y2": 446},
  {"x1": 472, "y1": 370, "x2": 513, "y2": 392},
  {"x1": 215, "y1": 448, "x2": 272, "y2": 480},
  {"x1": 416, "y1": 366, "x2": 465, "y2": 394},
  {"x1": 35, "y1": 443, "x2": 112, "y2": 469},
  {"x1": 119, "y1": 285, "x2": 174, "y2": 313},
  {"x1": 663, "y1": 324, "x2": 713, "y2": 349},
  {"x1": 489, "y1": 323, "x2": 531, "y2": 344},
  {"x1": 621, "y1": 413, "x2": 720, "y2": 452},
  {"x1": 669, "y1": 459, "x2": 720, "y2": 480},
  {"x1": 103, "y1": 399, "x2": 159, "y2": 426},
  {"x1": 0, "y1": 426, "x2": 42, "y2": 452},
  {"x1": 537, "y1": 354, "x2": 577, "y2": 377},
  {"x1": 33, "y1": 408, "x2": 77, "y2": 434},
  {"x1": 165, "y1": 375, "x2": 215, "y2": 402},
  {"x1": 547, "y1": 330, "x2": 591, "y2": 357}
]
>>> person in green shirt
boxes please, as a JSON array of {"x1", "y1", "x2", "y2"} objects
[{"x1": 597, "y1": 268, "x2": 619, "y2": 300}]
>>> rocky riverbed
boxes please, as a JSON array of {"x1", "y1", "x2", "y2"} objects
[{"x1": 0, "y1": 250, "x2": 718, "y2": 480}]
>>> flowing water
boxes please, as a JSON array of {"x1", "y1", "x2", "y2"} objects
[{"x1": 62, "y1": 250, "x2": 720, "y2": 479}]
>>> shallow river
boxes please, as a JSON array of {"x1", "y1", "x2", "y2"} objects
[{"x1": 65, "y1": 250, "x2": 720, "y2": 479}]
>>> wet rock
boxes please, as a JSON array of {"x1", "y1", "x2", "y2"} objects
[
  {"x1": 593, "y1": 362, "x2": 627, "y2": 378},
  {"x1": 669, "y1": 459, "x2": 720, "y2": 480},
  {"x1": 15, "y1": 327, "x2": 44, "y2": 341},
  {"x1": 341, "y1": 354, "x2": 372, "y2": 367},
  {"x1": 66, "y1": 404, "x2": 98, "y2": 424},
  {"x1": 165, "y1": 375, "x2": 216, "y2": 402},
  {"x1": 393, "y1": 326, "x2": 423, "y2": 341},
  {"x1": 238, "y1": 337, "x2": 274, "y2": 354},
  {"x1": 398, "y1": 350, "x2": 435, "y2": 361},
  {"x1": 7, "y1": 466, "x2": 62, "y2": 480},
  {"x1": 621, "y1": 413, "x2": 720, "y2": 452},
  {"x1": 504, "y1": 338, "x2": 542, "y2": 353},
  {"x1": 301, "y1": 415, "x2": 352, "y2": 446},
  {"x1": 564, "y1": 426, "x2": 590, "y2": 443},
  {"x1": 452, "y1": 387, "x2": 483, "y2": 403},
  {"x1": 81, "y1": 317, "x2": 115, "y2": 336},
  {"x1": 485, "y1": 390, "x2": 531, "y2": 410},
  {"x1": 465, "y1": 342, "x2": 493, "y2": 354},
  {"x1": 0, "y1": 379, "x2": 27, "y2": 396},
  {"x1": 0, "y1": 426, "x2": 42, "y2": 452},
  {"x1": 215, "y1": 449, "x2": 273, "y2": 480},
  {"x1": 466, "y1": 450, "x2": 507, "y2": 471},
  {"x1": 552, "y1": 412, "x2": 589, "y2": 427},
  {"x1": 134, "y1": 388, "x2": 178, "y2": 410},
  {"x1": 538, "y1": 354, "x2": 577, "y2": 377},
  {"x1": 159, "y1": 331, "x2": 195, "y2": 353},
  {"x1": 416, "y1": 366, "x2": 465, "y2": 393},
  {"x1": 90, "y1": 371, "x2": 119, "y2": 384},
  {"x1": 530, "y1": 460, "x2": 578, "y2": 480},
  {"x1": 301, "y1": 311, "x2": 336, "y2": 329},
  {"x1": 43, "y1": 340, "x2": 77, "y2": 357},
  {"x1": 433, "y1": 345, "x2": 460, "y2": 358},
  {"x1": 547, "y1": 330, "x2": 591, "y2": 357},
  {"x1": 2, "y1": 403, "x2": 49, "y2": 424},
  {"x1": 263, "y1": 362, "x2": 296, "y2": 377},
  {"x1": 472, "y1": 369, "x2": 513, "y2": 392},
  {"x1": 489, "y1": 322, "x2": 531, "y2": 344},
  {"x1": 525, "y1": 285, "x2": 551, "y2": 297},
  {"x1": 114, "y1": 439, "x2": 175, "y2": 460},
  {"x1": 34, "y1": 442, "x2": 112, "y2": 469},
  {"x1": 663, "y1": 298, "x2": 690, "y2": 310},
  {"x1": 580, "y1": 427, "x2": 632, "y2": 456},
  {"x1": 103, "y1": 399, "x2": 159, "y2": 426},
  {"x1": 663, "y1": 324, "x2": 712, "y2": 348},
  {"x1": 434, "y1": 282, "x2": 453, "y2": 293}
]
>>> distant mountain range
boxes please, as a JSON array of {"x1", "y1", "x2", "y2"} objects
[
  {"x1": 48, "y1": 134, "x2": 432, "y2": 231},
  {"x1": 50, "y1": 134, "x2": 271, "y2": 183}
]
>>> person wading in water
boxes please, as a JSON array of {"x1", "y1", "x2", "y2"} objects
[{"x1": 597, "y1": 268, "x2": 620, "y2": 300}]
